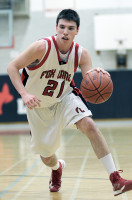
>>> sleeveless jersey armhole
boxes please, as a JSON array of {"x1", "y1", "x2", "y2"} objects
[
  {"x1": 38, "y1": 39, "x2": 48, "y2": 63},
  {"x1": 26, "y1": 40, "x2": 48, "y2": 69},
  {"x1": 78, "y1": 46, "x2": 83, "y2": 64},
  {"x1": 27, "y1": 38, "x2": 51, "y2": 70}
]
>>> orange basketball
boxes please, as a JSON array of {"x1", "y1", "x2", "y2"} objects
[{"x1": 80, "y1": 69, "x2": 113, "y2": 104}]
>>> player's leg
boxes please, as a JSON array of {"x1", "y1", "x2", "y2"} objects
[
  {"x1": 26, "y1": 106, "x2": 66, "y2": 192},
  {"x1": 40, "y1": 154, "x2": 65, "y2": 192},
  {"x1": 76, "y1": 117, "x2": 110, "y2": 159},
  {"x1": 76, "y1": 116, "x2": 132, "y2": 196},
  {"x1": 40, "y1": 154, "x2": 58, "y2": 168}
]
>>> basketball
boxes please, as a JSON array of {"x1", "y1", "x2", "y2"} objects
[{"x1": 80, "y1": 69, "x2": 113, "y2": 104}]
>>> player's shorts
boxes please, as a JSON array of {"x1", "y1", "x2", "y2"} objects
[{"x1": 26, "y1": 91, "x2": 92, "y2": 157}]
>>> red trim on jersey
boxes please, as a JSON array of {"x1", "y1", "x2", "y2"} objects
[
  {"x1": 70, "y1": 79, "x2": 75, "y2": 87},
  {"x1": 70, "y1": 79, "x2": 88, "y2": 105},
  {"x1": 27, "y1": 38, "x2": 51, "y2": 70},
  {"x1": 21, "y1": 68, "x2": 29, "y2": 86},
  {"x1": 74, "y1": 43, "x2": 79, "y2": 72},
  {"x1": 70, "y1": 79, "x2": 80, "y2": 95},
  {"x1": 52, "y1": 35, "x2": 61, "y2": 62},
  {"x1": 52, "y1": 35, "x2": 74, "y2": 64},
  {"x1": 21, "y1": 72, "x2": 25, "y2": 82}
]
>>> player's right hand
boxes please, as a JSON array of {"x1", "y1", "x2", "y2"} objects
[
  {"x1": 21, "y1": 93, "x2": 41, "y2": 109},
  {"x1": 87, "y1": 67, "x2": 110, "y2": 77},
  {"x1": 96, "y1": 67, "x2": 110, "y2": 76}
]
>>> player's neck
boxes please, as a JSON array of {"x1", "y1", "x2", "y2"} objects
[{"x1": 56, "y1": 37, "x2": 73, "y2": 54}]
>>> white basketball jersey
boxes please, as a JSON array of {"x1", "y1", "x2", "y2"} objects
[{"x1": 21, "y1": 35, "x2": 83, "y2": 107}]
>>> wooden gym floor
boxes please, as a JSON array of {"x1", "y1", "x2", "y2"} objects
[{"x1": 0, "y1": 120, "x2": 132, "y2": 200}]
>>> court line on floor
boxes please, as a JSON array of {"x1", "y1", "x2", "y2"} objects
[
  {"x1": 107, "y1": 128, "x2": 128, "y2": 200},
  {"x1": 0, "y1": 156, "x2": 30, "y2": 176},
  {"x1": 11, "y1": 165, "x2": 45, "y2": 200},
  {"x1": 70, "y1": 149, "x2": 90, "y2": 200},
  {"x1": 62, "y1": 131, "x2": 76, "y2": 146},
  {"x1": 0, "y1": 174, "x2": 108, "y2": 181},
  {"x1": 0, "y1": 159, "x2": 41, "y2": 198}
]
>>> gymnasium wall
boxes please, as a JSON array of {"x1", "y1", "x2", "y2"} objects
[
  {"x1": 1, "y1": 8, "x2": 132, "y2": 75},
  {"x1": 0, "y1": 70, "x2": 132, "y2": 123}
]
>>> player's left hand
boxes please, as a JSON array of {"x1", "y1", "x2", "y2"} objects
[{"x1": 95, "y1": 67, "x2": 110, "y2": 76}]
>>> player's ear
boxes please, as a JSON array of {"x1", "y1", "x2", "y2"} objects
[
  {"x1": 76, "y1": 27, "x2": 79, "y2": 35},
  {"x1": 56, "y1": 24, "x2": 58, "y2": 33}
]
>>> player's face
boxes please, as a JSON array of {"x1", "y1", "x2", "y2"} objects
[{"x1": 56, "y1": 19, "x2": 79, "y2": 45}]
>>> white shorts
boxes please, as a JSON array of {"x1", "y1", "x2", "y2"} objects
[{"x1": 26, "y1": 92, "x2": 92, "y2": 157}]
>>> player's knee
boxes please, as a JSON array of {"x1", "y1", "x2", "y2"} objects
[
  {"x1": 40, "y1": 155, "x2": 53, "y2": 165},
  {"x1": 77, "y1": 117, "x2": 98, "y2": 138}
]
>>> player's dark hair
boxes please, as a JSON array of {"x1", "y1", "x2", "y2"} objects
[{"x1": 56, "y1": 9, "x2": 80, "y2": 29}]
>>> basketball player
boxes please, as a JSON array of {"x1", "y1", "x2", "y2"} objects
[{"x1": 7, "y1": 9, "x2": 132, "y2": 196}]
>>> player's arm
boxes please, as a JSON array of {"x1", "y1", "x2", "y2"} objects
[
  {"x1": 7, "y1": 40, "x2": 46, "y2": 109},
  {"x1": 79, "y1": 48, "x2": 110, "y2": 77},
  {"x1": 79, "y1": 48, "x2": 92, "y2": 78}
]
